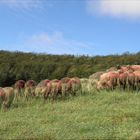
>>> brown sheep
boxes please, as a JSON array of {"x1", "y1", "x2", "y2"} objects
[
  {"x1": 68, "y1": 77, "x2": 81, "y2": 95},
  {"x1": 0, "y1": 88, "x2": 5, "y2": 108},
  {"x1": 97, "y1": 71, "x2": 119, "y2": 90},
  {"x1": 49, "y1": 80, "x2": 62, "y2": 100},
  {"x1": 133, "y1": 71, "x2": 140, "y2": 90},
  {"x1": 89, "y1": 71, "x2": 104, "y2": 80},
  {"x1": 15, "y1": 80, "x2": 25, "y2": 89},
  {"x1": 35, "y1": 80, "x2": 51, "y2": 98},
  {"x1": 120, "y1": 66, "x2": 130, "y2": 72},
  {"x1": 42, "y1": 80, "x2": 52, "y2": 99},
  {"x1": 37, "y1": 79, "x2": 50, "y2": 87},
  {"x1": 80, "y1": 78, "x2": 89, "y2": 92},
  {"x1": 130, "y1": 65, "x2": 140, "y2": 71},
  {"x1": 14, "y1": 80, "x2": 25, "y2": 100},
  {"x1": 96, "y1": 81, "x2": 105, "y2": 90},
  {"x1": 118, "y1": 71, "x2": 128, "y2": 89},
  {"x1": 127, "y1": 71, "x2": 135, "y2": 90},
  {"x1": 24, "y1": 80, "x2": 37, "y2": 99},
  {"x1": 2, "y1": 87, "x2": 15, "y2": 109},
  {"x1": 61, "y1": 77, "x2": 71, "y2": 83}
]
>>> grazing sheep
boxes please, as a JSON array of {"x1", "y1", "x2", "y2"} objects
[
  {"x1": 49, "y1": 80, "x2": 62, "y2": 100},
  {"x1": 35, "y1": 86, "x2": 47, "y2": 97},
  {"x1": 89, "y1": 72, "x2": 104, "y2": 90},
  {"x1": 130, "y1": 65, "x2": 140, "y2": 71},
  {"x1": 88, "y1": 79, "x2": 98, "y2": 91},
  {"x1": 133, "y1": 71, "x2": 140, "y2": 90},
  {"x1": 126, "y1": 71, "x2": 135, "y2": 90},
  {"x1": 118, "y1": 71, "x2": 128, "y2": 89},
  {"x1": 15, "y1": 80, "x2": 25, "y2": 89},
  {"x1": 35, "y1": 79, "x2": 51, "y2": 99},
  {"x1": 61, "y1": 77, "x2": 71, "y2": 83},
  {"x1": 96, "y1": 65, "x2": 140, "y2": 91},
  {"x1": 14, "y1": 80, "x2": 25, "y2": 100},
  {"x1": 0, "y1": 88, "x2": 5, "y2": 108},
  {"x1": 2, "y1": 87, "x2": 15, "y2": 109},
  {"x1": 80, "y1": 78, "x2": 89, "y2": 92},
  {"x1": 120, "y1": 65, "x2": 130, "y2": 72},
  {"x1": 97, "y1": 71, "x2": 119, "y2": 90},
  {"x1": 24, "y1": 80, "x2": 37, "y2": 99},
  {"x1": 69, "y1": 77, "x2": 81, "y2": 95},
  {"x1": 35, "y1": 79, "x2": 52, "y2": 98},
  {"x1": 89, "y1": 71, "x2": 104, "y2": 80}
]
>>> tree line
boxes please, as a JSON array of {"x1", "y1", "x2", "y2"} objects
[{"x1": 0, "y1": 50, "x2": 140, "y2": 87}]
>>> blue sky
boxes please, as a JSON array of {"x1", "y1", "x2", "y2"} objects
[{"x1": 0, "y1": 0, "x2": 140, "y2": 56}]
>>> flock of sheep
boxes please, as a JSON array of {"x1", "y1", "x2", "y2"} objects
[
  {"x1": 81, "y1": 65, "x2": 140, "y2": 91},
  {"x1": 0, "y1": 77, "x2": 81, "y2": 110},
  {"x1": 1, "y1": 65, "x2": 140, "y2": 110}
]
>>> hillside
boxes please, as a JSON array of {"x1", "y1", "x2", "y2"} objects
[{"x1": 0, "y1": 50, "x2": 140, "y2": 86}]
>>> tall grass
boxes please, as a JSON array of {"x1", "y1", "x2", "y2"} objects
[{"x1": 1, "y1": 89, "x2": 140, "y2": 139}]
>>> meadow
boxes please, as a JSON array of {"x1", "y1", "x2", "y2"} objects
[{"x1": 1, "y1": 89, "x2": 140, "y2": 140}]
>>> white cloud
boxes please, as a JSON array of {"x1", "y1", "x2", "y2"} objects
[
  {"x1": 87, "y1": 0, "x2": 140, "y2": 18},
  {"x1": 19, "y1": 31, "x2": 94, "y2": 55},
  {"x1": 0, "y1": 0, "x2": 41, "y2": 9}
]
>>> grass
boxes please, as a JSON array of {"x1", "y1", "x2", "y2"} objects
[{"x1": 1, "y1": 90, "x2": 140, "y2": 139}]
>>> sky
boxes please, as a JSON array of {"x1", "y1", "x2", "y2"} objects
[{"x1": 0, "y1": 0, "x2": 140, "y2": 56}]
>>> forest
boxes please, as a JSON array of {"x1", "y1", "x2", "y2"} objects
[{"x1": 0, "y1": 50, "x2": 140, "y2": 87}]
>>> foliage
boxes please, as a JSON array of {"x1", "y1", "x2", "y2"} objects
[{"x1": 0, "y1": 50, "x2": 140, "y2": 86}]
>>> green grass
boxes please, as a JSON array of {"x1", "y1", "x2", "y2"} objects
[{"x1": 1, "y1": 90, "x2": 140, "y2": 139}]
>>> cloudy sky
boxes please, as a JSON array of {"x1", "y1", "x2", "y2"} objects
[{"x1": 0, "y1": 0, "x2": 140, "y2": 56}]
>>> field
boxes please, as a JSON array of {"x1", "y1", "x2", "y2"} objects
[{"x1": 1, "y1": 90, "x2": 140, "y2": 140}]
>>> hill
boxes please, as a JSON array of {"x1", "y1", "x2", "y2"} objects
[{"x1": 0, "y1": 50, "x2": 140, "y2": 86}]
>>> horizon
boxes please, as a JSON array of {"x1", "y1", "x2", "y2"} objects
[
  {"x1": 0, "y1": 49, "x2": 139, "y2": 58},
  {"x1": 0, "y1": 0, "x2": 140, "y2": 56}
]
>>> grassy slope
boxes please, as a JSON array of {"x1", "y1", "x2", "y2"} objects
[{"x1": 1, "y1": 90, "x2": 140, "y2": 139}]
